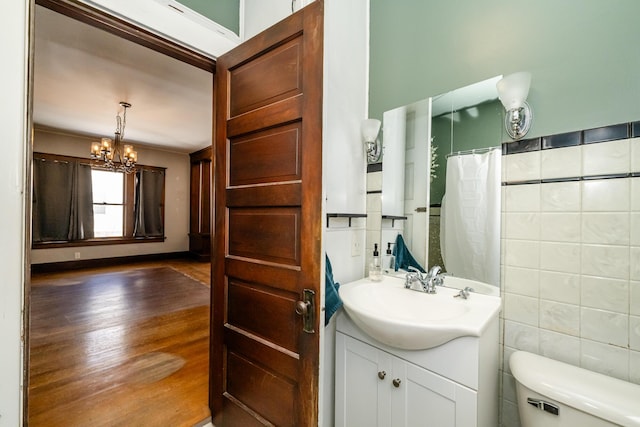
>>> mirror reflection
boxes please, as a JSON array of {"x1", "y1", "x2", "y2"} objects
[{"x1": 379, "y1": 76, "x2": 503, "y2": 291}]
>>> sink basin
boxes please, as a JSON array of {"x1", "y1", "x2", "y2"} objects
[{"x1": 339, "y1": 275, "x2": 501, "y2": 350}]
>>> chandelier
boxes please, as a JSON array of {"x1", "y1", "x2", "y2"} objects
[{"x1": 90, "y1": 101, "x2": 137, "y2": 173}]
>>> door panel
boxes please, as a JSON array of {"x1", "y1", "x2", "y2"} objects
[
  {"x1": 229, "y1": 39, "x2": 303, "y2": 117},
  {"x1": 228, "y1": 207, "x2": 300, "y2": 265},
  {"x1": 229, "y1": 124, "x2": 301, "y2": 186},
  {"x1": 211, "y1": 2, "x2": 324, "y2": 426},
  {"x1": 227, "y1": 280, "x2": 299, "y2": 351}
]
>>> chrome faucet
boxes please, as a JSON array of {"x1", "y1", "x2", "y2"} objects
[{"x1": 405, "y1": 265, "x2": 443, "y2": 294}]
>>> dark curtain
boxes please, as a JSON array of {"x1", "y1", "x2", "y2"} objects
[
  {"x1": 32, "y1": 158, "x2": 94, "y2": 242},
  {"x1": 133, "y1": 169, "x2": 165, "y2": 237}
]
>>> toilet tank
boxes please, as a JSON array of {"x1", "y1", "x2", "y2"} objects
[{"x1": 510, "y1": 351, "x2": 640, "y2": 427}]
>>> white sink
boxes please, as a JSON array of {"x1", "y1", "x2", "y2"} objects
[{"x1": 339, "y1": 275, "x2": 501, "y2": 350}]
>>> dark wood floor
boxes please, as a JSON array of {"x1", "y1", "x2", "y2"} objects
[{"x1": 28, "y1": 260, "x2": 212, "y2": 427}]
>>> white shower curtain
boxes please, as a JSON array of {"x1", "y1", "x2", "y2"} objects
[{"x1": 440, "y1": 148, "x2": 501, "y2": 287}]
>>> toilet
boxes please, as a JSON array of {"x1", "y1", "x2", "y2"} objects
[{"x1": 510, "y1": 351, "x2": 640, "y2": 427}]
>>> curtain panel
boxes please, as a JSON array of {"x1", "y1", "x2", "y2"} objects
[
  {"x1": 134, "y1": 168, "x2": 165, "y2": 238},
  {"x1": 32, "y1": 156, "x2": 94, "y2": 242}
]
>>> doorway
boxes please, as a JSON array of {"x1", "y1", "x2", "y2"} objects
[{"x1": 25, "y1": 0, "x2": 215, "y2": 425}]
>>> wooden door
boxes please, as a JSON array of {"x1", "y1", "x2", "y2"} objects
[{"x1": 211, "y1": 2, "x2": 324, "y2": 426}]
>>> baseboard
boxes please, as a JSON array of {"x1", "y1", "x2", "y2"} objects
[{"x1": 30, "y1": 251, "x2": 192, "y2": 274}]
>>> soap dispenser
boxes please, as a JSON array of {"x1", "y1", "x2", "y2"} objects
[{"x1": 369, "y1": 243, "x2": 383, "y2": 281}]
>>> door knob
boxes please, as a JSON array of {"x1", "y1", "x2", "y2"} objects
[
  {"x1": 295, "y1": 289, "x2": 315, "y2": 334},
  {"x1": 295, "y1": 300, "x2": 309, "y2": 315}
]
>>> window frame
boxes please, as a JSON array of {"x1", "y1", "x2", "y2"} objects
[{"x1": 32, "y1": 152, "x2": 166, "y2": 249}]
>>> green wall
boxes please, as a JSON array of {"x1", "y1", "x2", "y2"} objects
[
  {"x1": 176, "y1": 0, "x2": 239, "y2": 34},
  {"x1": 370, "y1": 0, "x2": 640, "y2": 140}
]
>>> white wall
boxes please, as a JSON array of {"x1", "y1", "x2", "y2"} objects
[
  {"x1": 241, "y1": 0, "x2": 313, "y2": 40},
  {"x1": 0, "y1": 1, "x2": 28, "y2": 424},
  {"x1": 30, "y1": 128, "x2": 190, "y2": 264},
  {"x1": 81, "y1": 0, "x2": 240, "y2": 58},
  {"x1": 321, "y1": 0, "x2": 369, "y2": 425}
]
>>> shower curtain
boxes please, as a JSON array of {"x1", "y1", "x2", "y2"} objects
[{"x1": 440, "y1": 148, "x2": 501, "y2": 287}]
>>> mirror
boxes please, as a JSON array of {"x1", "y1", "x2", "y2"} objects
[{"x1": 378, "y1": 76, "x2": 503, "y2": 291}]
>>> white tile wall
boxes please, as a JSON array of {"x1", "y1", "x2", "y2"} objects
[{"x1": 500, "y1": 136, "x2": 640, "y2": 427}]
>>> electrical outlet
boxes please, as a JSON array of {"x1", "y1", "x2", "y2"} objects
[
  {"x1": 351, "y1": 231, "x2": 362, "y2": 257},
  {"x1": 74, "y1": 252, "x2": 81, "y2": 260}
]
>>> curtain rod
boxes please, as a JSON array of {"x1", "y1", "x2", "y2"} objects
[{"x1": 445, "y1": 146, "x2": 500, "y2": 158}]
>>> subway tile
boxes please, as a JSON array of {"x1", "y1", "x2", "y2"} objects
[
  {"x1": 504, "y1": 293, "x2": 539, "y2": 326},
  {"x1": 504, "y1": 239, "x2": 540, "y2": 269},
  {"x1": 502, "y1": 372, "x2": 518, "y2": 403},
  {"x1": 540, "y1": 145, "x2": 581, "y2": 180},
  {"x1": 582, "y1": 139, "x2": 630, "y2": 176},
  {"x1": 581, "y1": 307, "x2": 628, "y2": 347},
  {"x1": 504, "y1": 320, "x2": 539, "y2": 352},
  {"x1": 367, "y1": 163, "x2": 382, "y2": 173},
  {"x1": 582, "y1": 178, "x2": 630, "y2": 212},
  {"x1": 541, "y1": 181, "x2": 580, "y2": 212},
  {"x1": 505, "y1": 151, "x2": 540, "y2": 182},
  {"x1": 542, "y1": 131, "x2": 581, "y2": 149},
  {"x1": 540, "y1": 242, "x2": 580, "y2": 274},
  {"x1": 582, "y1": 244, "x2": 630, "y2": 280},
  {"x1": 504, "y1": 266, "x2": 539, "y2": 297},
  {"x1": 505, "y1": 213, "x2": 540, "y2": 240},
  {"x1": 631, "y1": 316, "x2": 640, "y2": 351},
  {"x1": 366, "y1": 171, "x2": 382, "y2": 192},
  {"x1": 631, "y1": 350, "x2": 640, "y2": 385},
  {"x1": 631, "y1": 214, "x2": 640, "y2": 246},
  {"x1": 630, "y1": 138, "x2": 640, "y2": 172},
  {"x1": 539, "y1": 329, "x2": 580, "y2": 367},
  {"x1": 582, "y1": 212, "x2": 630, "y2": 245},
  {"x1": 504, "y1": 137, "x2": 541, "y2": 155},
  {"x1": 503, "y1": 345, "x2": 518, "y2": 375},
  {"x1": 501, "y1": 399, "x2": 522, "y2": 427},
  {"x1": 540, "y1": 213, "x2": 581, "y2": 243},
  {"x1": 580, "y1": 339, "x2": 629, "y2": 381},
  {"x1": 631, "y1": 247, "x2": 640, "y2": 281},
  {"x1": 632, "y1": 178, "x2": 640, "y2": 211},
  {"x1": 505, "y1": 184, "x2": 541, "y2": 212},
  {"x1": 583, "y1": 123, "x2": 629, "y2": 144},
  {"x1": 539, "y1": 270, "x2": 580, "y2": 304},
  {"x1": 581, "y1": 275, "x2": 629, "y2": 313},
  {"x1": 539, "y1": 300, "x2": 580, "y2": 336},
  {"x1": 632, "y1": 281, "x2": 640, "y2": 316},
  {"x1": 366, "y1": 193, "x2": 382, "y2": 212}
]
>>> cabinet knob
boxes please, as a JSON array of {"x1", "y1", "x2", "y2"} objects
[
  {"x1": 378, "y1": 371, "x2": 386, "y2": 380},
  {"x1": 392, "y1": 378, "x2": 401, "y2": 388}
]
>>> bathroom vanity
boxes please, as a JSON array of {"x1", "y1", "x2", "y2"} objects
[{"x1": 335, "y1": 276, "x2": 500, "y2": 427}]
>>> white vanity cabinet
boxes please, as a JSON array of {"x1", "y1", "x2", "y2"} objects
[
  {"x1": 335, "y1": 311, "x2": 498, "y2": 427},
  {"x1": 335, "y1": 332, "x2": 476, "y2": 427}
]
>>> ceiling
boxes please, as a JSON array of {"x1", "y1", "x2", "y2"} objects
[{"x1": 33, "y1": 5, "x2": 213, "y2": 153}]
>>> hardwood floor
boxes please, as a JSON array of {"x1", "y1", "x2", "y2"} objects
[{"x1": 28, "y1": 260, "x2": 211, "y2": 427}]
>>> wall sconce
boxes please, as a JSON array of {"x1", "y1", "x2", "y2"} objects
[
  {"x1": 496, "y1": 72, "x2": 533, "y2": 140},
  {"x1": 361, "y1": 118, "x2": 382, "y2": 163}
]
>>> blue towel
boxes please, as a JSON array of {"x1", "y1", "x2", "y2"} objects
[
  {"x1": 325, "y1": 254, "x2": 343, "y2": 326},
  {"x1": 393, "y1": 234, "x2": 425, "y2": 273}
]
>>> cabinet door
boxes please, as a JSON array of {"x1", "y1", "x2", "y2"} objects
[
  {"x1": 335, "y1": 333, "x2": 392, "y2": 427},
  {"x1": 392, "y1": 358, "x2": 477, "y2": 427}
]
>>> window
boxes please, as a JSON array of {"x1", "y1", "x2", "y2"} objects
[
  {"x1": 32, "y1": 152, "x2": 166, "y2": 248},
  {"x1": 92, "y1": 170, "x2": 124, "y2": 237}
]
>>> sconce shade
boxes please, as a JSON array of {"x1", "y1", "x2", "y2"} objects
[
  {"x1": 496, "y1": 72, "x2": 531, "y2": 110},
  {"x1": 361, "y1": 119, "x2": 381, "y2": 142}
]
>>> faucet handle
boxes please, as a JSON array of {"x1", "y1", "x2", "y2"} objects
[{"x1": 432, "y1": 275, "x2": 444, "y2": 287}]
